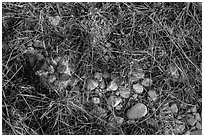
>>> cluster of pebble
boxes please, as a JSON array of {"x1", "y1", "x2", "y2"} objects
[{"x1": 85, "y1": 70, "x2": 157, "y2": 125}]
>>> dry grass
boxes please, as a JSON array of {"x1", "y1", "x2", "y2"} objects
[{"x1": 2, "y1": 2, "x2": 202, "y2": 135}]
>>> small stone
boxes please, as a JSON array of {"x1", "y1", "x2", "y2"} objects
[
  {"x1": 174, "y1": 124, "x2": 185, "y2": 134},
  {"x1": 169, "y1": 65, "x2": 179, "y2": 78},
  {"x1": 141, "y1": 78, "x2": 153, "y2": 87},
  {"x1": 190, "y1": 106, "x2": 197, "y2": 113},
  {"x1": 194, "y1": 113, "x2": 201, "y2": 121},
  {"x1": 60, "y1": 73, "x2": 71, "y2": 81},
  {"x1": 94, "y1": 72, "x2": 103, "y2": 81},
  {"x1": 133, "y1": 83, "x2": 144, "y2": 94},
  {"x1": 132, "y1": 94, "x2": 138, "y2": 99},
  {"x1": 48, "y1": 75, "x2": 56, "y2": 83},
  {"x1": 33, "y1": 40, "x2": 44, "y2": 48},
  {"x1": 126, "y1": 103, "x2": 147, "y2": 119},
  {"x1": 196, "y1": 121, "x2": 202, "y2": 129},
  {"x1": 177, "y1": 115, "x2": 182, "y2": 119},
  {"x1": 107, "y1": 79, "x2": 118, "y2": 91},
  {"x1": 115, "y1": 116, "x2": 124, "y2": 125},
  {"x1": 190, "y1": 130, "x2": 202, "y2": 135},
  {"x1": 119, "y1": 87, "x2": 131, "y2": 98},
  {"x1": 36, "y1": 53, "x2": 44, "y2": 61},
  {"x1": 99, "y1": 80, "x2": 106, "y2": 89},
  {"x1": 115, "y1": 104, "x2": 123, "y2": 110},
  {"x1": 57, "y1": 63, "x2": 67, "y2": 74},
  {"x1": 148, "y1": 90, "x2": 157, "y2": 101},
  {"x1": 92, "y1": 97, "x2": 100, "y2": 104},
  {"x1": 107, "y1": 96, "x2": 122, "y2": 107},
  {"x1": 132, "y1": 70, "x2": 145, "y2": 79},
  {"x1": 87, "y1": 79, "x2": 99, "y2": 91},
  {"x1": 170, "y1": 103, "x2": 179, "y2": 113},
  {"x1": 187, "y1": 118, "x2": 197, "y2": 126},
  {"x1": 49, "y1": 15, "x2": 61, "y2": 26},
  {"x1": 185, "y1": 131, "x2": 191, "y2": 135}
]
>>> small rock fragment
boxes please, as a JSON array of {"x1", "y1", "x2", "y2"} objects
[
  {"x1": 99, "y1": 80, "x2": 106, "y2": 89},
  {"x1": 49, "y1": 15, "x2": 61, "y2": 26},
  {"x1": 132, "y1": 94, "x2": 138, "y2": 99},
  {"x1": 126, "y1": 103, "x2": 147, "y2": 119},
  {"x1": 174, "y1": 124, "x2": 185, "y2": 134},
  {"x1": 170, "y1": 103, "x2": 179, "y2": 113},
  {"x1": 148, "y1": 90, "x2": 157, "y2": 101},
  {"x1": 190, "y1": 130, "x2": 202, "y2": 135},
  {"x1": 194, "y1": 113, "x2": 201, "y2": 121},
  {"x1": 33, "y1": 39, "x2": 44, "y2": 48},
  {"x1": 119, "y1": 87, "x2": 131, "y2": 98},
  {"x1": 133, "y1": 83, "x2": 144, "y2": 94},
  {"x1": 115, "y1": 116, "x2": 124, "y2": 125},
  {"x1": 107, "y1": 79, "x2": 118, "y2": 91},
  {"x1": 115, "y1": 104, "x2": 123, "y2": 110},
  {"x1": 107, "y1": 96, "x2": 122, "y2": 107},
  {"x1": 133, "y1": 70, "x2": 145, "y2": 79},
  {"x1": 196, "y1": 121, "x2": 202, "y2": 129},
  {"x1": 92, "y1": 97, "x2": 100, "y2": 104},
  {"x1": 187, "y1": 117, "x2": 197, "y2": 126},
  {"x1": 141, "y1": 78, "x2": 153, "y2": 87},
  {"x1": 60, "y1": 73, "x2": 71, "y2": 81},
  {"x1": 48, "y1": 75, "x2": 56, "y2": 83},
  {"x1": 169, "y1": 65, "x2": 179, "y2": 78},
  {"x1": 94, "y1": 72, "x2": 103, "y2": 81},
  {"x1": 87, "y1": 79, "x2": 99, "y2": 91},
  {"x1": 190, "y1": 106, "x2": 197, "y2": 113}
]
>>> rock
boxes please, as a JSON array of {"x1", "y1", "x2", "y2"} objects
[
  {"x1": 87, "y1": 79, "x2": 99, "y2": 91},
  {"x1": 169, "y1": 65, "x2": 179, "y2": 78},
  {"x1": 48, "y1": 75, "x2": 56, "y2": 83},
  {"x1": 196, "y1": 121, "x2": 202, "y2": 129},
  {"x1": 194, "y1": 113, "x2": 201, "y2": 121},
  {"x1": 60, "y1": 73, "x2": 71, "y2": 81},
  {"x1": 132, "y1": 70, "x2": 145, "y2": 79},
  {"x1": 115, "y1": 104, "x2": 123, "y2": 110},
  {"x1": 185, "y1": 131, "x2": 191, "y2": 135},
  {"x1": 94, "y1": 72, "x2": 103, "y2": 81},
  {"x1": 170, "y1": 103, "x2": 179, "y2": 113},
  {"x1": 57, "y1": 63, "x2": 67, "y2": 74},
  {"x1": 33, "y1": 39, "x2": 44, "y2": 48},
  {"x1": 141, "y1": 78, "x2": 153, "y2": 87},
  {"x1": 99, "y1": 80, "x2": 106, "y2": 89},
  {"x1": 119, "y1": 87, "x2": 131, "y2": 98},
  {"x1": 148, "y1": 90, "x2": 157, "y2": 101},
  {"x1": 109, "y1": 116, "x2": 124, "y2": 126},
  {"x1": 187, "y1": 117, "x2": 197, "y2": 126},
  {"x1": 190, "y1": 106, "x2": 197, "y2": 113},
  {"x1": 115, "y1": 116, "x2": 124, "y2": 125},
  {"x1": 174, "y1": 124, "x2": 185, "y2": 134},
  {"x1": 132, "y1": 94, "x2": 138, "y2": 99},
  {"x1": 107, "y1": 96, "x2": 122, "y2": 107},
  {"x1": 190, "y1": 130, "x2": 202, "y2": 135},
  {"x1": 107, "y1": 79, "x2": 118, "y2": 91},
  {"x1": 133, "y1": 83, "x2": 144, "y2": 94},
  {"x1": 49, "y1": 15, "x2": 61, "y2": 26},
  {"x1": 126, "y1": 103, "x2": 147, "y2": 119},
  {"x1": 92, "y1": 97, "x2": 100, "y2": 104}
]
